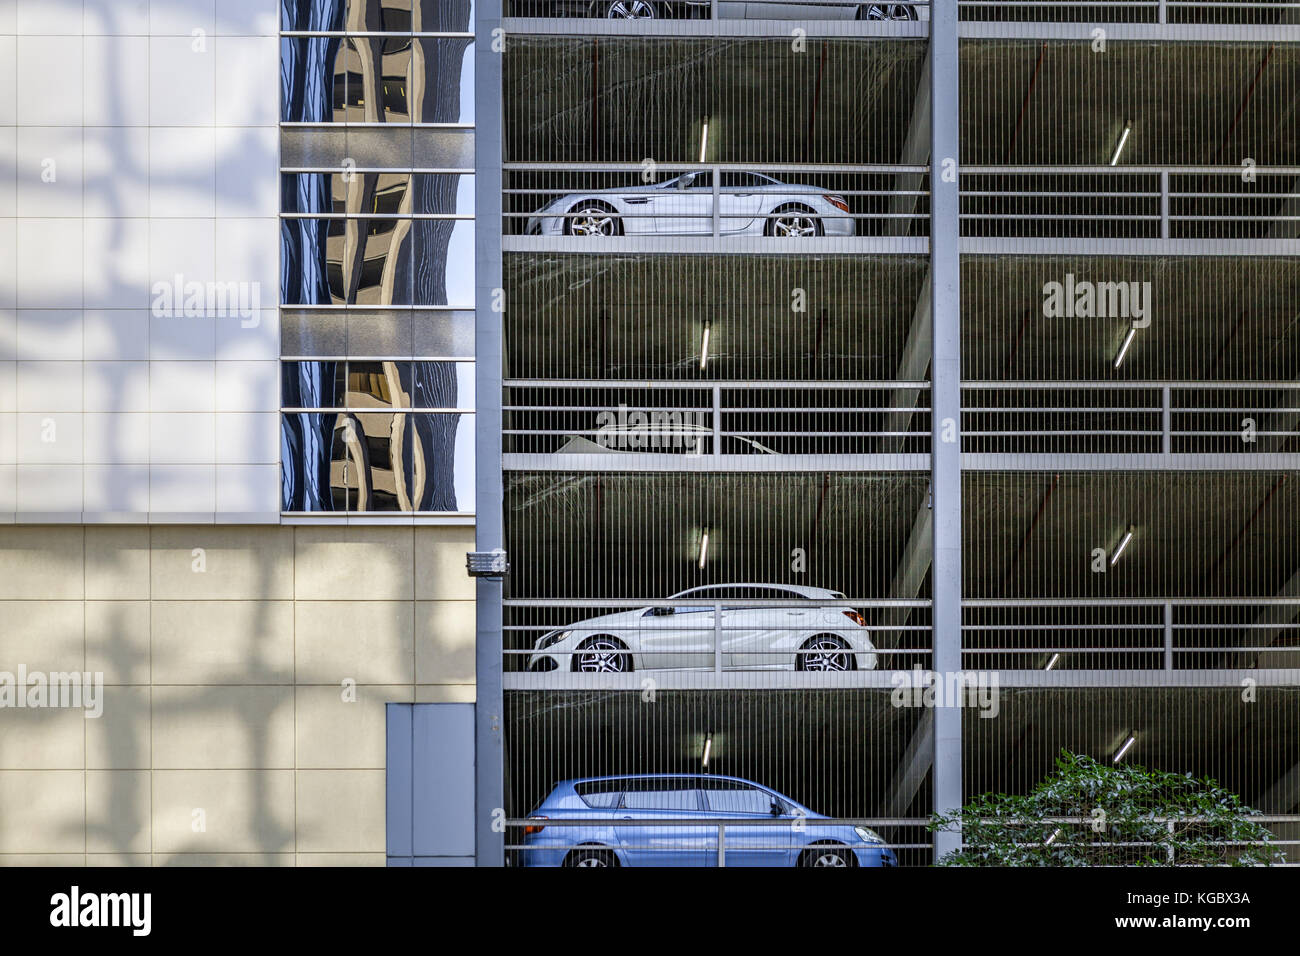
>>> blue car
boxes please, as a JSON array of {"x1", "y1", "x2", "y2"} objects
[{"x1": 520, "y1": 773, "x2": 898, "y2": 867}]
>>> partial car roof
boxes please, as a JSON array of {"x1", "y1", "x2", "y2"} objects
[{"x1": 672, "y1": 583, "x2": 848, "y2": 600}]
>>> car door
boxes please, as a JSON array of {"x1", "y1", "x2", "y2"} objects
[
  {"x1": 716, "y1": 586, "x2": 776, "y2": 670},
  {"x1": 637, "y1": 594, "x2": 716, "y2": 670},
  {"x1": 723, "y1": 587, "x2": 812, "y2": 669},
  {"x1": 700, "y1": 780, "x2": 792, "y2": 866},
  {"x1": 615, "y1": 189, "x2": 657, "y2": 235},
  {"x1": 615, "y1": 780, "x2": 710, "y2": 866},
  {"x1": 717, "y1": 172, "x2": 764, "y2": 234},
  {"x1": 746, "y1": 0, "x2": 856, "y2": 17},
  {"x1": 653, "y1": 172, "x2": 714, "y2": 234}
]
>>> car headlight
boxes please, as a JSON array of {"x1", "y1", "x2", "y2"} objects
[
  {"x1": 855, "y1": 826, "x2": 885, "y2": 845},
  {"x1": 536, "y1": 630, "x2": 572, "y2": 650}
]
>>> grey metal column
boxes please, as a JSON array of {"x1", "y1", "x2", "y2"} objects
[
  {"x1": 475, "y1": 0, "x2": 506, "y2": 867},
  {"x1": 929, "y1": 0, "x2": 963, "y2": 862}
]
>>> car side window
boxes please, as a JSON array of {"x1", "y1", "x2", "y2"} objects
[
  {"x1": 579, "y1": 790, "x2": 621, "y2": 809},
  {"x1": 704, "y1": 786, "x2": 774, "y2": 815},
  {"x1": 621, "y1": 788, "x2": 701, "y2": 811},
  {"x1": 720, "y1": 172, "x2": 761, "y2": 189}
]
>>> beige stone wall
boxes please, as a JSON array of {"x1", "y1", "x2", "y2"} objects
[{"x1": 0, "y1": 524, "x2": 476, "y2": 865}]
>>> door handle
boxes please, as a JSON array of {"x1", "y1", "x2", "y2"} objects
[{"x1": 735, "y1": 193, "x2": 753, "y2": 197}]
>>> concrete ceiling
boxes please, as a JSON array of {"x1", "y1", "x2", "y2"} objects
[
  {"x1": 505, "y1": 470, "x2": 930, "y2": 600},
  {"x1": 505, "y1": 253, "x2": 928, "y2": 380},
  {"x1": 961, "y1": 41, "x2": 1300, "y2": 165},
  {"x1": 961, "y1": 255, "x2": 1300, "y2": 382},
  {"x1": 963, "y1": 470, "x2": 1300, "y2": 599},
  {"x1": 504, "y1": 36, "x2": 926, "y2": 164}
]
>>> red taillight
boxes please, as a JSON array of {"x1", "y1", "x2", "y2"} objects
[
  {"x1": 843, "y1": 610, "x2": 867, "y2": 627},
  {"x1": 524, "y1": 816, "x2": 548, "y2": 835},
  {"x1": 823, "y1": 194, "x2": 850, "y2": 213}
]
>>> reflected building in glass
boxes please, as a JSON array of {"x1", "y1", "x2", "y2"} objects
[{"x1": 280, "y1": 0, "x2": 477, "y2": 515}]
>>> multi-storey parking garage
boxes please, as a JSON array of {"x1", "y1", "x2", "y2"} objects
[{"x1": 472, "y1": 0, "x2": 1300, "y2": 866}]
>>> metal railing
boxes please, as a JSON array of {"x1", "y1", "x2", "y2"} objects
[
  {"x1": 958, "y1": 0, "x2": 1300, "y2": 23},
  {"x1": 504, "y1": 380, "x2": 932, "y2": 455},
  {"x1": 506, "y1": 596, "x2": 933, "y2": 672},
  {"x1": 501, "y1": 595, "x2": 1300, "y2": 674},
  {"x1": 504, "y1": 163, "x2": 1300, "y2": 239},
  {"x1": 500, "y1": 380, "x2": 1296, "y2": 456},
  {"x1": 507, "y1": 816, "x2": 927, "y2": 866},
  {"x1": 961, "y1": 167, "x2": 1300, "y2": 239},
  {"x1": 964, "y1": 597, "x2": 1300, "y2": 670},
  {"x1": 505, "y1": 814, "x2": 1298, "y2": 866},
  {"x1": 961, "y1": 382, "x2": 1300, "y2": 454}
]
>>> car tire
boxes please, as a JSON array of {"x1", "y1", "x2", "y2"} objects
[
  {"x1": 564, "y1": 848, "x2": 618, "y2": 867},
  {"x1": 795, "y1": 635, "x2": 856, "y2": 672},
  {"x1": 600, "y1": 0, "x2": 659, "y2": 17},
  {"x1": 856, "y1": 3, "x2": 918, "y2": 19},
  {"x1": 799, "y1": 845, "x2": 858, "y2": 867},
  {"x1": 766, "y1": 204, "x2": 823, "y2": 238},
  {"x1": 563, "y1": 200, "x2": 623, "y2": 237},
  {"x1": 573, "y1": 636, "x2": 633, "y2": 673}
]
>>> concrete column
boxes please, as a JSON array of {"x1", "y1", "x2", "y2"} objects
[{"x1": 929, "y1": 0, "x2": 964, "y2": 863}]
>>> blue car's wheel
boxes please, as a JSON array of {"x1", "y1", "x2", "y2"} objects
[
  {"x1": 564, "y1": 848, "x2": 617, "y2": 867},
  {"x1": 800, "y1": 845, "x2": 857, "y2": 867}
]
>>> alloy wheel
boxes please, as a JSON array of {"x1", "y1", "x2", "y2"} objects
[
  {"x1": 568, "y1": 205, "x2": 620, "y2": 236},
  {"x1": 771, "y1": 211, "x2": 820, "y2": 238},
  {"x1": 799, "y1": 638, "x2": 852, "y2": 672},
  {"x1": 606, "y1": 0, "x2": 657, "y2": 17},
  {"x1": 577, "y1": 638, "x2": 630, "y2": 673},
  {"x1": 859, "y1": 4, "x2": 915, "y2": 19}
]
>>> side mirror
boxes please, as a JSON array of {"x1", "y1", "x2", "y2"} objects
[
  {"x1": 676, "y1": 172, "x2": 694, "y2": 190},
  {"x1": 649, "y1": 606, "x2": 674, "y2": 617}
]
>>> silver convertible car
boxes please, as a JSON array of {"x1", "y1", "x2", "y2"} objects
[
  {"x1": 527, "y1": 583, "x2": 877, "y2": 673},
  {"x1": 525, "y1": 171, "x2": 855, "y2": 238}
]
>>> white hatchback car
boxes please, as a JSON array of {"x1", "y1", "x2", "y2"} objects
[{"x1": 527, "y1": 583, "x2": 877, "y2": 672}]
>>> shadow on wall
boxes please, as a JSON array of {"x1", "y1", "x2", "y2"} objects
[{"x1": 0, "y1": 1, "x2": 453, "y2": 863}]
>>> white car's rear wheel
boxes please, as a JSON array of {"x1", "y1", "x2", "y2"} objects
[
  {"x1": 574, "y1": 636, "x2": 632, "y2": 673},
  {"x1": 565, "y1": 201, "x2": 622, "y2": 237},
  {"x1": 796, "y1": 636, "x2": 855, "y2": 672},
  {"x1": 767, "y1": 204, "x2": 823, "y2": 238}
]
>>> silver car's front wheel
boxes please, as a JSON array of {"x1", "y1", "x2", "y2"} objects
[
  {"x1": 565, "y1": 202, "x2": 622, "y2": 237},
  {"x1": 797, "y1": 636, "x2": 854, "y2": 672},
  {"x1": 575, "y1": 637, "x2": 632, "y2": 673},
  {"x1": 857, "y1": 4, "x2": 917, "y2": 19},
  {"x1": 767, "y1": 205, "x2": 823, "y2": 238},
  {"x1": 604, "y1": 0, "x2": 657, "y2": 17}
]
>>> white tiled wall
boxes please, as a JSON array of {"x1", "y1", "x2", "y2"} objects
[{"x1": 0, "y1": 0, "x2": 281, "y2": 521}]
